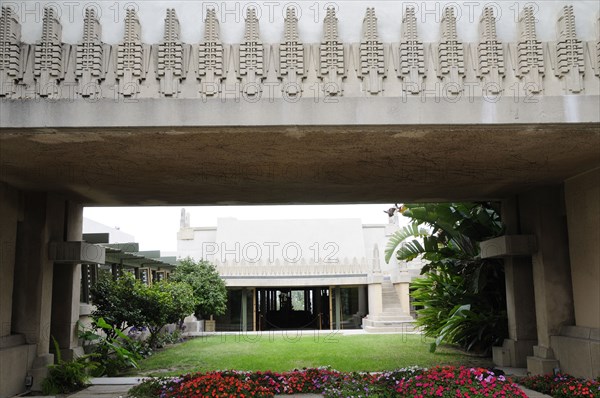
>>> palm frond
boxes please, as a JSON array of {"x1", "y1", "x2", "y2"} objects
[
  {"x1": 384, "y1": 223, "x2": 429, "y2": 263},
  {"x1": 396, "y1": 240, "x2": 425, "y2": 261}
]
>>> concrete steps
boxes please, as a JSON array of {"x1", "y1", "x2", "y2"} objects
[
  {"x1": 363, "y1": 278, "x2": 416, "y2": 333},
  {"x1": 367, "y1": 314, "x2": 414, "y2": 321},
  {"x1": 362, "y1": 324, "x2": 417, "y2": 333}
]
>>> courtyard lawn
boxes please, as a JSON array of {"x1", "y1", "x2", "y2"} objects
[{"x1": 131, "y1": 333, "x2": 493, "y2": 376}]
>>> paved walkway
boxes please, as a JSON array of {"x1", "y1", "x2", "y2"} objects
[
  {"x1": 67, "y1": 385, "x2": 132, "y2": 397},
  {"x1": 517, "y1": 386, "x2": 553, "y2": 398}
]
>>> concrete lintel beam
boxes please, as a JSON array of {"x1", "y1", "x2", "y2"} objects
[
  {"x1": 367, "y1": 274, "x2": 384, "y2": 284},
  {"x1": 48, "y1": 241, "x2": 106, "y2": 264},
  {"x1": 480, "y1": 235, "x2": 537, "y2": 258},
  {"x1": 82, "y1": 233, "x2": 109, "y2": 244}
]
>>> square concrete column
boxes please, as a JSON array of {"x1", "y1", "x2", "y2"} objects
[
  {"x1": 394, "y1": 283, "x2": 411, "y2": 315},
  {"x1": 252, "y1": 288, "x2": 257, "y2": 332},
  {"x1": 334, "y1": 287, "x2": 341, "y2": 330},
  {"x1": 492, "y1": 197, "x2": 538, "y2": 368},
  {"x1": 0, "y1": 183, "x2": 37, "y2": 398},
  {"x1": 564, "y1": 169, "x2": 600, "y2": 330},
  {"x1": 519, "y1": 187, "x2": 575, "y2": 374},
  {"x1": 11, "y1": 193, "x2": 65, "y2": 388},
  {"x1": 0, "y1": 183, "x2": 18, "y2": 338},
  {"x1": 312, "y1": 288, "x2": 322, "y2": 328},
  {"x1": 367, "y1": 278, "x2": 383, "y2": 317},
  {"x1": 241, "y1": 288, "x2": 248, "y2": 332},
  {"x1": 358, "y1": 285, "x2": 367, "y2": 316},
  {"x1": 50, "y1": 201, "x2": 84, "y2": 360}
]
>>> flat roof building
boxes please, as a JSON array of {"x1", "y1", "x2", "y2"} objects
[{"x1": 177, "y1": 210, "x2": 423, "y2": 331}]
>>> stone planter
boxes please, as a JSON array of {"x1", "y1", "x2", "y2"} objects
[{"x1": 204, "y1": 317, "x2": 216, "y2": 332}]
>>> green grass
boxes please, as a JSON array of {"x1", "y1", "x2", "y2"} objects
[{"x1": 130, "y1": 333, "x2": 492, "y2": 376}]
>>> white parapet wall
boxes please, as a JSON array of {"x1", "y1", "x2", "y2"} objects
[{"x1": 216, "y1": 257, "x2": 372, "y2": 287}]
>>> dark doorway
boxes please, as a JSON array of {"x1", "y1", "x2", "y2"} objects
[{"x1": 256, "y1": 287, "x2": 330, "y2": 330}]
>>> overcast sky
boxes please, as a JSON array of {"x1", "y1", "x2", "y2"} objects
[{"x1": 84, "y1": 204, "x2": 402, "y2": 252}]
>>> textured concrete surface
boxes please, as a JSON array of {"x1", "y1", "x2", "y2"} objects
[
  {"x1": 517, "y1": 386, "x2": 553, "y2": 398},
  {"x1": 1, "y1": 123, "x2": 598, "y2": 205},
  {"x1": 89, "y1": 378, "x2": 144, "y2": 385},
  {"x1": 67, "y1": 385, "x2": 132, "y2": 397}
]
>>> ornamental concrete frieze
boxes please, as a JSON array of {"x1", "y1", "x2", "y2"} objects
[{"x1": 0, "y1": 4, "x2": 599, "y2": 101}]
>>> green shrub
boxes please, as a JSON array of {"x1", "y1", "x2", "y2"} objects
[
  {"x1": 121, "y1": 333, "x2": 153, "y2": 358},
  {"x1": 41, "y1": 337, "x2": 96, "y2": 395},
  {"x1": 385, "y1": 203, "x2": 507, "y2": 354},
  {"x1": 42, "y1": 360, "x2": 89, "y2": 395},
  {"x1": 153, "y1": 329, "x2": 183, "y2": 348},
  {"x1": 79, "y1": 318, "x2": 141, "y2": 376},
  {"x1": 127, "y1": 378, "x2": 170, "y2": 398}
]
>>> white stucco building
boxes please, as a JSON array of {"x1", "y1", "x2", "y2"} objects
[{"x1": 177, "y1": 209, "x2": 422, "y2": 331}]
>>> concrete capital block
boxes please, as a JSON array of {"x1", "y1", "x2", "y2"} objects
[
  {"x1": 480, "y1": 235, "x2": 536, "y2": 258},
  {"x1": 79, "y1": 303, "x2": 95, "y2": 317},
  {"x1": 82, "y1": 233, "x2": 109, "y2": 244},
  {"x1": 48, "y1": 241, "x2": 106, "y2": 264}
]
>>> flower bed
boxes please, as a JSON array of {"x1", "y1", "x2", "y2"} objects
[
  {"x1": 129, "y1": 366, "x2": 528, "y2": 398},
  {"x1": 519, "y1": 373, "x2": 600, "y2": 398}
]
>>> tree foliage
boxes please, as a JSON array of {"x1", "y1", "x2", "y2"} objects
[
  {"x1": 90, "y1": 273, "x2": 145, "y2": 338},
  {"x1": 170, "y1": 257, "x2": 228, "y2": 319},
  {"x1": 90, "y1": 272, "x2": 195, "y2": 348},
  {"x1": 138, "y1": 281, "x2": 195, "y2": 347},
  {"x1": 385, "y1": 203, "x2": 507, "y2": 354}
]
